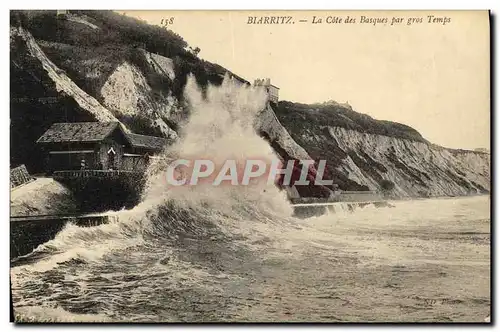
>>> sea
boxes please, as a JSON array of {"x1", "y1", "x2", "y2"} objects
[{"x1": 10, "y1": 76, "x2": 491, "y2": 323}]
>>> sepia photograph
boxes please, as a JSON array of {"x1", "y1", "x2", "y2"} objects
[{"x1": 8, "y1": 9, "x2": 491, "y2": 323}]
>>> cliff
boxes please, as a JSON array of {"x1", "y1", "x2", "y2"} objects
[
  {"x1": 10, "y1": 10, "x2": 490, "y2": 198},
  {"x1": 10, "y1": 10, "x2": 242, "y2": 172},
  {"x1": 273, "y1": 101, "x2": 490, "y2": 197}
]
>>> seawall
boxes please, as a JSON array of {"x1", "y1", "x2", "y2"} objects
[
  {"x1": 290, "y1": 190, "x2": 387, "y2": 218},
  {"x1": 290, "y1": 190, "x2": 382, "y2": 205},
  {"x1": 53, "y1": 171, "x2": 146, "y2": 212}
]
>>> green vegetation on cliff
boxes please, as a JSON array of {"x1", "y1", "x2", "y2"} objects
[
  {"x1": 274, "y1": 101, "x2": 426, "y2": 143},
  {"x1": 10, "y1": 10, "x2": 247, "y2": 172},
  {"x1": 271, "y1": 101, "x2": 427, "y2": 192},
  {"x1": 10, "y1": 10, "x2": 246, "y2": 101}
]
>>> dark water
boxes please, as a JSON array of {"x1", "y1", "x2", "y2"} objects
[{"x1": 10, "y1": 195, "x2": 490, "y2": 322}]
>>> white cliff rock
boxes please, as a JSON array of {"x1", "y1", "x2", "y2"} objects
[
  {"x1": 327, "y1": 126, "x2": 490, "y2": 197},
  {"x1": 12, "y1": 26, "x2": 120, "y2": 124}
]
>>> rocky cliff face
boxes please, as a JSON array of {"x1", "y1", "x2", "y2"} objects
[
  {"x1": 255, "y1": 104, "x2": 333, "y2": 197},
  {"x1": 256, "y1": 104, "x2": 312, "y2": 161},
  {"x1": 11, "y1": 26, "x2": 119, "y2": 123},
  {"x1": 328, "y1": 127, "x2": 488, "y2": 197},
  {"x1": 274, "y1": 102, "x2": 490, "y2": 197},
  {"x1": 10, "y1": 14, "x2": 318, "y2": 182},
  {"x1": 99, "y1": 57, "x2": 179, "y2": 139}
]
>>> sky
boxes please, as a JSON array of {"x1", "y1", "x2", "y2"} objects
[{"x1": 119, "y1": 10, "x2": 490, "y2": 150}]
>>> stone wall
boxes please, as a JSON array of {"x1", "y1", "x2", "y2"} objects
[
  {"x1": 10, "y1": 164, "x2": 32, "y2": 189},
  {"x1": 290, "y1": 190, "x2": 382, "y2": 204},
  {"x1": 10, "y1": 215, "x2": 110, "y2": 259},
  {"x1": 54, "y1": 172, "x2": 146, "y2": 212}
]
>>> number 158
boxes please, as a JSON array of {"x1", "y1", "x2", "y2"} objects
[{"x1": 161, "y1": 17, "x2": 174, "y2": 26}]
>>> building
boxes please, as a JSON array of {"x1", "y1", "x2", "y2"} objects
[
  {"x1": 36, "y1": 122, "x2": 167, "y2": 173},
  {"x1": 254, "y1": 78, "x2": 280, "y2": 104}
]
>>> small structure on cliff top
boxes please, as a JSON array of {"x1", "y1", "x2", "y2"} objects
[
  {"x1": 37, "y1": 122, "x2": 166, "y2": 174},
  {"x1": 254, "y1": 78, "x2": 280, "y2": 104},
  {"x1": 10, "y1": 164, "x2": 33, "y2": 189}
]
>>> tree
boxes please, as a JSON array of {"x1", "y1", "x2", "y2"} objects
[
  {"x1": 380, "y1": 179, "x2": 395, "y2": 197},
  {"x1": 188, "y1": 46, "x2": 200, "y2": 56}
]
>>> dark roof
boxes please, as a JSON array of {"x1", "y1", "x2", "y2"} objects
[
  {"x1": 37, "y1": 122, "x2": 167, "y2": 151},
  {"x1": 37, "y1": 122, "x2": 120, "y2": 143},
  {"x1": 125, "y1": 133, "x2": 167, "y2": 151}
]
